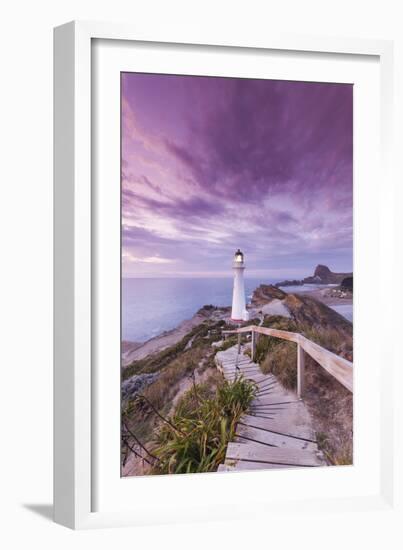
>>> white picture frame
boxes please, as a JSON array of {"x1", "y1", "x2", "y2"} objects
[{"x1": 54, "y1": 20, "x2": 396, "y2": 530}]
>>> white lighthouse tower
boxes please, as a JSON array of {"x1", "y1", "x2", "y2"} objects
[{"x1": 231, "y1": 249, "x2": 249, "y2": 322}]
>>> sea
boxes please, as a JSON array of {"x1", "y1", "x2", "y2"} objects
[{"x1": 122, "y1": 278, "x2": 353, "y2": 343}]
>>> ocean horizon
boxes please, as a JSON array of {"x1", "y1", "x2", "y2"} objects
[{"x1": 122, "y1": 277, "x2": 352, "y2": 343}]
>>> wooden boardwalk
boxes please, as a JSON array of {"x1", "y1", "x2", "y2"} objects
[{"x1": 215, "y1": 345, "x2": 326, "y2": 472}]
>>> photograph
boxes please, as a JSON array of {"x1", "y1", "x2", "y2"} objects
[
  {"x1": 1, "y1": 0, "x2": 397, "y2": 541},
  {"x1": 120, "y1": 72, "x2": 353, "y2": 477}
]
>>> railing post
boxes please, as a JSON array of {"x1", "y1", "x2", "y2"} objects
[
  {"x1": 297, "y1": 343, "x2": 305, "y2": 399},
  {"x1": 251, "y1": 328, "x2": 256, "y2": 361}
]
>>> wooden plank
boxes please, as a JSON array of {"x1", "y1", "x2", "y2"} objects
[
  {"x1": 225, "y1": 460, "x2": 299, "y2": 471},
  {"x1": 249, "y1": 408, "x2": 289, "y2": 415},
  {"x1": 256, "y1": 388, "x2": 279, "y2": 398},
  {"x1": 253, "y1": 325, "x2": 300, "y2": 344},
  {"x1": 247, "y1": 413, "x2": 280, "y2": 420},
  {"x1": 225, "y1": 376, "x2": 265, "y2": 384},
  {"x1": 251, "y1": 329, "x2": 256, "y2": 361},
  {"x1": 222, "y1": 364, "x2": 261, "y2": 371},
  {"x1": 250, "y1": 405, "x2": 298, "y2": 414},
  {"x1": 250, "y1": 397, "x2": 300, "y2": 406},
  {"x1": 220, "y1": 361, "x2": 252, "y2": 368},
  {"x1": 239, "y1": 415, "x2": 317, "y2": 441},
  {"x1": 250, "y1": 403, "x2": 307, "y2": 419},
  {"x1": 226, "y1": 376, "x2": 271, "y2": 385},
  {"x1": 253, "y1": 388, "x2": 297, "y2": 402},
  {"x1": 220, "y1": 356, "x2": 251, "y2": 363},
  {"x1": 236, "y1": 425, "x2": 317, "y2": 451},
  {"x1": 222, "y1": 368, "x2": 260, "y2": 375},
  {"x1": 254, "y1": 389, "x2": 282, "y2": 399},
  {"x1": 224, "y1": 371, "x2": 259, "y2": 376},
  {"x1": 222, "y1": 366, "x2": 261, "y2": 373},
  {"x1": 297, "y1": 343, "x2": 305, "y2": 398},
  {"x1": 256, "y1": 379, "x2": 279, "y2": 390},
  {"x1": 249, "y1": 377, "x2": 276, "y2": 386},
  {"x1": 225, "y1": 370, "x2": 262, "y2": 377},
  {"x1": 226, "y1": 375, "x2": 263, "y2": 381},
  {"x1": 226, "y1": 442, "x2": 324, "y2": 466}
]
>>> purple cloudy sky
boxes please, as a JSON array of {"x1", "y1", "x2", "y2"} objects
[{"x1": 121, "y1": 73, "x2": 352, "y2": 279}]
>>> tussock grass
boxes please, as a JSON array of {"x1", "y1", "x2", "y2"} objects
[
  {"x1": 152, "y1": 376, "x2": 257, "y2": 474},
  {"x1": 123, "y1": 321, "x2": 224, "y2": 381},
  {"x1": 299, "y1": 324, "x2": 353, "y2": 361},
  {"x1": 122, "y1": 346, "x2": 206, "y2": 448},
  {"x1": 140, "y1": 348, "x2": 204, "y2": 409},
  {"x1": 316, "y1": 431, "x2": 353, "y2": 466},
  {"x1": 255, "y1": 314, "x2": 352, "y2": 369},
  {"x1": 260, "y1": 341, "x2": 297, "y2": 389},
  {"x1": 219, "y1": 337, "x2": 238, "y2": 352},
  {"x1": 174, "y1": 371, "x2": 222, "y2": 417},
  {"x1": 303, "y1": 353, "x2": 353, "y2": 466},
  {"x1": 261, "y1": 315, "x2": 297, "y2": 331},
  {"x1": 197, "y1": 352, "x2": 218, "y2": 374}
]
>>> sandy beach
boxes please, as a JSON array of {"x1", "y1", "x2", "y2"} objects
[
  {"x1": 122, "y1": 306, "x2": 230, "y2": 367},
  {"x1": 293, "y1": 286, "x2": 353, "y2": 307}
]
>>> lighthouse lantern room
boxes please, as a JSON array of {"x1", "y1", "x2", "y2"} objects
[{"x1": 231, "y1": 249, "x2": 249, "y2": 322}]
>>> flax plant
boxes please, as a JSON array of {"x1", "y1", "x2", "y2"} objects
[{"x1": 152, "y1": 376, "x2": 256, "y2": 474}]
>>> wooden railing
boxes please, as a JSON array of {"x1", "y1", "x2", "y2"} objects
[{"x1": 222, "y1": 325, "x2": 353, "y2": 397}]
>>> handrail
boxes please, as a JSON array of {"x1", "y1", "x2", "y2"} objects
[{"x1": 222, "y1": 325, "x2": 353, "y2": 394}]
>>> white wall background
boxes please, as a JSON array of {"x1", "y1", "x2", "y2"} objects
[{"x1": 0, "y1": 0, "x2": 401, "y2": 547}]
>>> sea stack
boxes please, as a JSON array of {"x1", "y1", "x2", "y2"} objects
[{"x1": 231, "y1": 249, "x2": 249, "y2": 322}]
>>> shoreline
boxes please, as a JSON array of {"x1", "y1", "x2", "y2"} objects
[
  {"x1": 122, "y1": 286, "x2": 353, "y2": 366},
  {"x1": 292, "y1": 286, "x2": 353, "y2": 307},
  {"x1": 122, "y1": 306, "x2": 230, "y2": 367}
]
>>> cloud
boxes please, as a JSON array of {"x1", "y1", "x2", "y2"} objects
[
  {"x1": 122, "y1": 251, "x2": 174, "y2": 264},
  {"x1": 121, "y1": 74, "x2": 353, "y2": 277}
]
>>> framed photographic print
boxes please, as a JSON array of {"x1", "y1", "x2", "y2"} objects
[{"x1": 54, "y1": 21, "x2": 396, "y2": 529}]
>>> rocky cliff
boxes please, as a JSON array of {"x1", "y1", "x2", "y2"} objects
[
  {"x1": 251, "y1": 284, "x2": 287, "y2": 306},
  {"x1": 275, "y1": 264, "x2": 352, "y2": 286},
  {"x1": 303, "y1": 264, "x2": 352, "y2": 284},
  {"x1": 340, "y1": 276, "x2": 353, "y2": 291}
]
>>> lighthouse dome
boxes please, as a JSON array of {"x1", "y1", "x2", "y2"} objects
[{"x1": 234, "y1": 249, "x2": 244, "y2": 263}]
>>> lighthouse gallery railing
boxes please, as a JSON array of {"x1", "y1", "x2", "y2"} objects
[{"x1": 222, "y1": 325, "x2": 353, "y2": 398}]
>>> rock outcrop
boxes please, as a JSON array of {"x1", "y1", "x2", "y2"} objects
[
  {"x1": 251, "y1": 284, "x2": 287, "y2": 306},
  {"x1": 303, "y1": 264, "x2": 352, "y2": 285},
  {"x1": 275, "y1": 264, "x2": 352, "y2": 287},
  {"x1": 261, "y1": 299, "x2": 291, "y2": 318},
  {"x1": 251, "y1": 285, "x2": 352, "y2": 353},
  {"x1": 274, "y1": 279, "x2": 304, "y2": 287},
  {"x1": 340, "y1": 276, "x2": 353, "y2": 291},
  {"x1": 121, "y1": 372, "x2": 159, "y2": 402},
  {"x1": 284, "y1": 293, "x2": 352, "y2": 334}
]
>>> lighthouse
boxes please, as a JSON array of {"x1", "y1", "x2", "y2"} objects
[{"x1": 231, "y1": 249, "x2": 249, "y2": 322}]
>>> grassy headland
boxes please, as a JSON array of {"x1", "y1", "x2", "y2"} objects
[
  {"x1": 121, "y1": 309, "x2": 254, "y2": 475},
  {"x1": 122, "y1": 284, "x2": 353, "y2": 474}
]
